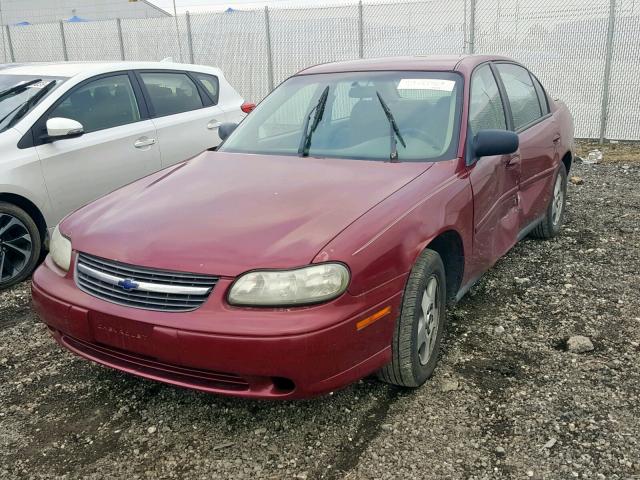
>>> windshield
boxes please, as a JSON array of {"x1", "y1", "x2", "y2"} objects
[
  {"x1": 220, "y1": 71, "x2": 462, "y2": 162},
  {"x1": 0, "y1": 75, "x2": 65, "y2": 133}
]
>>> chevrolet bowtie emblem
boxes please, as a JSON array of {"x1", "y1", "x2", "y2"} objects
[{"x1": 117, "y1": 278, "x2": 139, "y2": 291}]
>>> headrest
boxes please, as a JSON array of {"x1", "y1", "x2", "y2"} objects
[{"x1": 349, "y1": 84, "x2": 377, "y2": 99}]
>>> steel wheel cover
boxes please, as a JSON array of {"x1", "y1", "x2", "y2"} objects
[
  {"x1": 416, "y1": 276, "x2": 440, "y2": 365},
  {"x1": 551, "y1": 174, "x2": 565, "y2": 226}
]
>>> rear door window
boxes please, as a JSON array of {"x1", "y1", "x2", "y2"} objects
[
  {"x1": 139, "y1": 72, "x2": 204, "y2": 117},
  {"x1": 48, "y1": 74, "x2": 140, "y2": 133},
  {"x1": 495, "y1": 63, "x2": 543, "y2": 130}
]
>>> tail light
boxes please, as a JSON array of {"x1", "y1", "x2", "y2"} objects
[{"x1": 241, "y1": 102, "x2": 256, "y2": 114}]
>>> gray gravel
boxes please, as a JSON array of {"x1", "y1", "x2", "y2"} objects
[{"x1": 1, "y1": 161, "x2": 639, "y2": 479}]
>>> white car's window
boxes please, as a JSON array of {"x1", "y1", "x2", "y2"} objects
[
  {"x1": 49, "y1": 74, "x2": 140, "y2": 133},
  {"x1": 496, "y1": 64, "x2": 543, "y2": 130},
  {"x1": 193, "y1": 73, "x2": 219, "y2": 104},
  {"x1": 221, "y1": 71, "x2": 462, "y2": 163},
  {"x1": 469, "y1": 65, "x2": 507, "y2": 135},
  {"x1": 140, "y1": 72, "x2": 203, "y2": 117}
]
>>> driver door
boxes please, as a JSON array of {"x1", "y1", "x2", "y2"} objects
[
  {"x1": 35, "y1": 73, "x2": 160, "y2": 225},
  {"x1": 467, "y1": 64, "x2": 521, "y2": 275}
]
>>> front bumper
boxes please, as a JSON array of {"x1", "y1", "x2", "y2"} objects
[{"x1": 32, "y1": 256, "x2": 405, "y2": 399}]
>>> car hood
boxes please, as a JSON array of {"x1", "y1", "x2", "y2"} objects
[{"x1": 63, "y1": 152, "x2": 433, "y2": 277}]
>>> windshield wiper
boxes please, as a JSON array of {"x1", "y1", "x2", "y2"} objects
[
  {"x1": 0, "y1": 79, "x2": 42, "y2": 100},
  {"x1": 298, "y1": 85, "x2": 330, "y2": 157},
  {"x1": 376, "y1": 91, "x2": 406, "y2": 162},
  {"x1": 0, "y1": 80, "x2": 57, "y2": 130}
]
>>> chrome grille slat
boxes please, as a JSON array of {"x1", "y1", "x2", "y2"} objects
[
  {"x1": 79, "y1": 282, "x2": 200, "y2": 310},
  {"x1": 79, "y1": 276, "x2": 205, "y2": 305},
  {"x1": 78, "y1": 255, "x2": 215, "y2": 286},
  {"x1": 76, "y1": 253, "x2": 218, "y2": 312}
]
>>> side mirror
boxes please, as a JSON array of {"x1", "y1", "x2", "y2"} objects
[
  {"x1": 218, "y1": 122, "x2": 238, "y2": 142},
  {"x1": 473, "y1": 129, "x2": 519, "y2": 158},
  {"x1": 46, "y1": 117, "x2": 84, "y2": 141}
]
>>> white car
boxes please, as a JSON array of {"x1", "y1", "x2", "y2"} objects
[{"x1": 0, "y1": 61, "x2": 250, "y2": 288}]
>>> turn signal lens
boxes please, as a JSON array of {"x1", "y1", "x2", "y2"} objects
[{"x1": 356, "y1": 306, "x2": 392, "y2": 331}]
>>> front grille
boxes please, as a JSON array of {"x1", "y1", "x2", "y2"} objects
[{"x1": 75, "y1": 253, "x2": 218, "y2": 312}]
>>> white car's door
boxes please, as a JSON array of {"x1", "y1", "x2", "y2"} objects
[
  {"x1": 136, "y1": 70, "x2": 225, "y2": 168},
  {"x1": 34, "y1": 73, "x2": 161, "y2": 225}
]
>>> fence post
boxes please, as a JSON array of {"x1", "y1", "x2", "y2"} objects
[
  {"x1": 59, "y1": 21, "x2": 68, "y2": 61},
  {"x1": 1, "y1": 23, "x2": 6, "y2": 63},
  {"x1": 264, "y1": 6, "x2": 274, "y2": 91},
  {"x1": 185, "y1": 11, "x2": 195, "y2": 64},
  {"x1": 468, "y1": 0, "x2": 476, "y2": 54},
  {"x1": 117, "y1": 18, "x2": 125, "y2": 60},
  {"x1": 358, "y1": 1, "x2": 364, "y2": 59},
  {"x1": 599, "y1": 0, "x2": 616, "y2": 144},
  {"x1": 5, "y1": 25, "x2": 14, "y2": 62}
]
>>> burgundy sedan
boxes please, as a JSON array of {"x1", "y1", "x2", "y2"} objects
[{"x1": 32, "y1": 55, "x2": 574, "y2": 399}]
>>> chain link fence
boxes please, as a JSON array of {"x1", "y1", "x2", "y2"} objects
[{"x1": 1, "y1": 0, "x2": 637, "y2": 140}]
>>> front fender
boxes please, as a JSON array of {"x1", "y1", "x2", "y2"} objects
[{"x1": 314, "y1": 159, "x2": 473, "y2": 297}]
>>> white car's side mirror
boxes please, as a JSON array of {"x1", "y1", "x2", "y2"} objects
[{"x1": 46, "y1": 117, "x2": 84, "y2": 140}]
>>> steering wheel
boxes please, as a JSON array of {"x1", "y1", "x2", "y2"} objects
[{"x1": 400, "y1": 128, "x2": 441, "y2": 150}]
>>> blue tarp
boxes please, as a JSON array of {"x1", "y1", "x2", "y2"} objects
[
  {"x1": 14, "y1": 21, "x2": 31, "y2": 26},
  {"x1": 67, "y1": 15, "x2": 88, "y2": 22}
]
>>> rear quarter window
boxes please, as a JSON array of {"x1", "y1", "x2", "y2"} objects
[
  {"x1": 531, "y1": 74, "x2": 550, "y2": 116},
  {"x1": 193, "y1": 73, "x2": 219, "y2": 104}
]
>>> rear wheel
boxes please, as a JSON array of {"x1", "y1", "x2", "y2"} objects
[
  {"x1": 530, "y1": 163, "x2": 567, "y2": 239},
  {"x1": 0, "y1": 202, "x2": 41, "y2": 290},
  {"x1": 378, "y1": 248, "x2": 446, "y2": 387}
]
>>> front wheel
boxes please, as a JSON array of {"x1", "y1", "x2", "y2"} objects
[
  {"x1": 530, "y1": 163, "x2": 567, "y2": 239},
  {"x1": 378, "y1": 248, "x2": 447, "y2": 387},
  {"x1": 0, "y1": 202, "x2": 41, "y2": 290}
]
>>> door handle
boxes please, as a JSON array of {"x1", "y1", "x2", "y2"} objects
[
  {"x1": 552, "y1": 134, "x2": 561, "y2": 144},
  {"x1": 207, "y1": 120, "x2": 222, "y2": 130},
  {"x1": 134, "y1": 137, "x2": 156, "y2": 148}
]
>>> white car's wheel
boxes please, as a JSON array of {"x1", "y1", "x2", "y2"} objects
[{"x1": 0, "y1": 202, "x2": 41, "y2": 290}]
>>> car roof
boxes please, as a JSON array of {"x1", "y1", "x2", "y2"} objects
[
  {"x1": 0, "y1": 61, "x2": 223, "y2": 79},
  {"x1": 297, "y1": 55, "x2": 513, "y2": 76}
]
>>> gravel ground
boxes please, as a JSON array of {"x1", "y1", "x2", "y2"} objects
[{"x1": 1, "y1": 159, "x2": 639, "y2": 480}]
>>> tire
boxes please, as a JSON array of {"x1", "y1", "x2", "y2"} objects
[
  {"x1": 530, "y1": 163, "x2": 568, "y2": 239},
  {"x1": 0, "y1": 202, "x2": 42, "y2": 290},
  {"x1": 378, "y1": 248, "x2": 447, "y2": 387}
]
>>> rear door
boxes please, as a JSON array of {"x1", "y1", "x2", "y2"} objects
[
  {"x1": 35, "y1": 72, "x2": 161, "y2": 224},
  {"x1": 494, "y1": 63, "x2": 558, "y2": 230},
  {"x1": 135, "y1": 70, "x2": 225, "y2": 167},
  {"x1": 467, "y1": 64, "x2": 521, "y2": 273}
]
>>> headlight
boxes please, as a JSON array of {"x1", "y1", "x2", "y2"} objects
[
  {"x1": 50, "y1": 225, "x2": 72, "y2": 272},
  {"x1": 228, "y1": 263, "x2": 350, "y2": 307}
]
